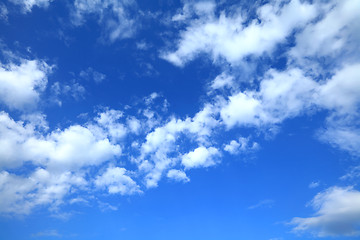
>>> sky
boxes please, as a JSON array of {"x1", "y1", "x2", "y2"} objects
[{"x1": 0, "y1": 0, "x2": 360, "y2": 239}]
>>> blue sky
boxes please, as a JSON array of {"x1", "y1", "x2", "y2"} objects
[{"x1": 0, "y1": 0, "x2": 360, "y2": 239}]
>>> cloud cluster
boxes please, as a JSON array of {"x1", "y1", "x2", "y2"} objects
[
  {"x1": 1, "y1": 4, "x2": 359, "y2": 238},
  {"x1": 162, "y1": 0, "x2": 318, "y2": 66}
]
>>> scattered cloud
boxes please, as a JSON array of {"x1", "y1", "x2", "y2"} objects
[{"x1": 80, "y1": 67, "x2": 106, "y2": 84}]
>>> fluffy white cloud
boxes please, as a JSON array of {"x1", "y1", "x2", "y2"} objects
[
  {"x1": 0, "y1": 109, "x2": 125, "y2": 214},
  {"x1": 137, "y1": 104, "x2": 220, "y2": 188},
  {"x1": 10, "y1": 0, "x2": 53, "y2": 12},
  {"x1": 95, "y1": 167, "x2": 141, "y2": 195},
  {"x1": 220, "y1": 67, "x2": 317, "y2": 128},
  {"x1": 224, "y1": 137, "x2": 259, "y2": 155},
  {"x1": 0, "y1": 168, "x2": 86, "y2": 215},
  {"x1": 163, "y1": 0, "x2": 317, "y2": 66},
  {"x1": 0, "y1": 111, "x2": 122, "y2": 171},
  {"x1": 95, "y1": 109, "x2": 127, "y2": 141},
  {"x1": 182, "y1": 146, "x2": 220, "y2": 169},
  {"x1": 0, "y1": 59, "x2": 51, "y2": 110},
  {"x1": 167, "y1": 169, "x2": 190, "y2": 183},
  {"x1": 317, "y1": 64, "x2": 360, "y2": 113},
  {"x1": 290, "y1": 0, "x2": 360, "y2": 63},
  {"x1": 291, "y1": 186, "x2": 360, "y2": 237}
]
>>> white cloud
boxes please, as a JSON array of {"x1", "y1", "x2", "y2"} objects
[
  {"x1": 0, "y1": 111, "x2": 121, "y2": 171},
  {"x1": 290, "y1": 0, "x2": 360, "y2": 64},
  {"x1": 80, "y1": 67, "x2": 106, "y2": 84},
  {"x1": 224, "y1": 137, "x2": 259, "y2": 155},
  {"x1": 182, "y1": 146, "x2": 220, "y2": 169},
  {"x1": 95, "y1": 167, "x2": 141, "y2": 195},
  {"x1": 209, "y1": 72, "x2": 235, "y2": 91},
  {"x1": 72, "y1": 0, "x2": 137, "y2": 42},
  {"x1": 127, "y1": 117, "x2": 141, "y2": 134},
  {"x1": 163, "y1": 0, "x2": 317, "y2": 66},
  {"x1": 167, "y1": 169, "x2": 190, "y2": 183},
  {"x1": 317, "y1": 63, "x2": 360, "y2": 113},
  {"x1": 10, "y1": 0, "x2": 53, "y2": 12},
  {"x1": 0, "y1": 59, "x2": 51, "y2": 111},
  {"x1": 0, "y1": 4, "x2": 8, "y2": 21},
  {"x1": 0, "y1": 109, "x2": 124, "y2": 214},
  {"x1": 0, "y1": 168, "x2": 86, "y2": 215},
  {"x1": 340, "y1": 166, "x2": 360, "y2": 181},
  {"x1": 95, "y1": 109, "x2": 127, "y2": 141},
  {"x1": 318, "y1": 125, "x2": 360, "y2": 157},
  {"x1": 220, "y1": 68, "x2": 317, "y2": 128},
  {"x1": 309, "y1": 181, "x2": 320, "y2": 189},
  {"x1": 291, "y1": 186, "x2": 360, "y2": 237},
  {"x1": 172, "y1": 1, "x2": 216, "y2": 22}
]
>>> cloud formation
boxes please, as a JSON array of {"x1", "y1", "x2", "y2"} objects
[
  {"x1": 291, "y1": 187, "x2": 360, "y2": 237},
  {"x1": 0, "y1": 59, "x2": 51, "y2": 110}
]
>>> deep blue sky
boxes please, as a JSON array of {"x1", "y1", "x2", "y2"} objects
[{"x1": 0, "y1": 0, "x2": 360, "y2": 239}]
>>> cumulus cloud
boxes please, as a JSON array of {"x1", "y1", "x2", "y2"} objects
[
  {"x1": 290, "y1": 186, "x2": 360, "y2": 237},
  {"x1": 182, "y1": 146, "x2": 220, "y2": 169},
  {"x1": 0, "y1": 110, "x2": 123, "y2": 214},
  {"x1": 95, "y1": 167, "x2": 141, "y2": 195},
  {"x1": 224, "y1": 137, "x2": 259, "y2": 155},
  {"x1": 0, "y1": 111, "x2": 122, "y2": 171},
  {"x1": 0, "y1": 168, "x2": 86, "y2": 215},
  {"x1": 1, "y1": 0, "x2": 360, "y2": 219},
  {"x1": 167, "y1": 169, "x2": 190, "y2": 183},
  {"x1": 219, "y1": 67, "x2": 317, "y2": 128},
  {"x1": 0, "y1": 59, "x2": 51, "y2": 111},
  {"x1": 162, "y1": 0, "x2": 360, "y2": 158},
  {"x1": 162, "y1": 0, "x2": 317, "y2": 66},
  {"x1": 290, "y1": 0, "x2": 360, "y2": 65},
  {"x1": 317, "y1": 63, "x2": 360, "y2": 113},
  {"x1": 95, "y1": 109, "x2": 127, "y2": 141}
]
